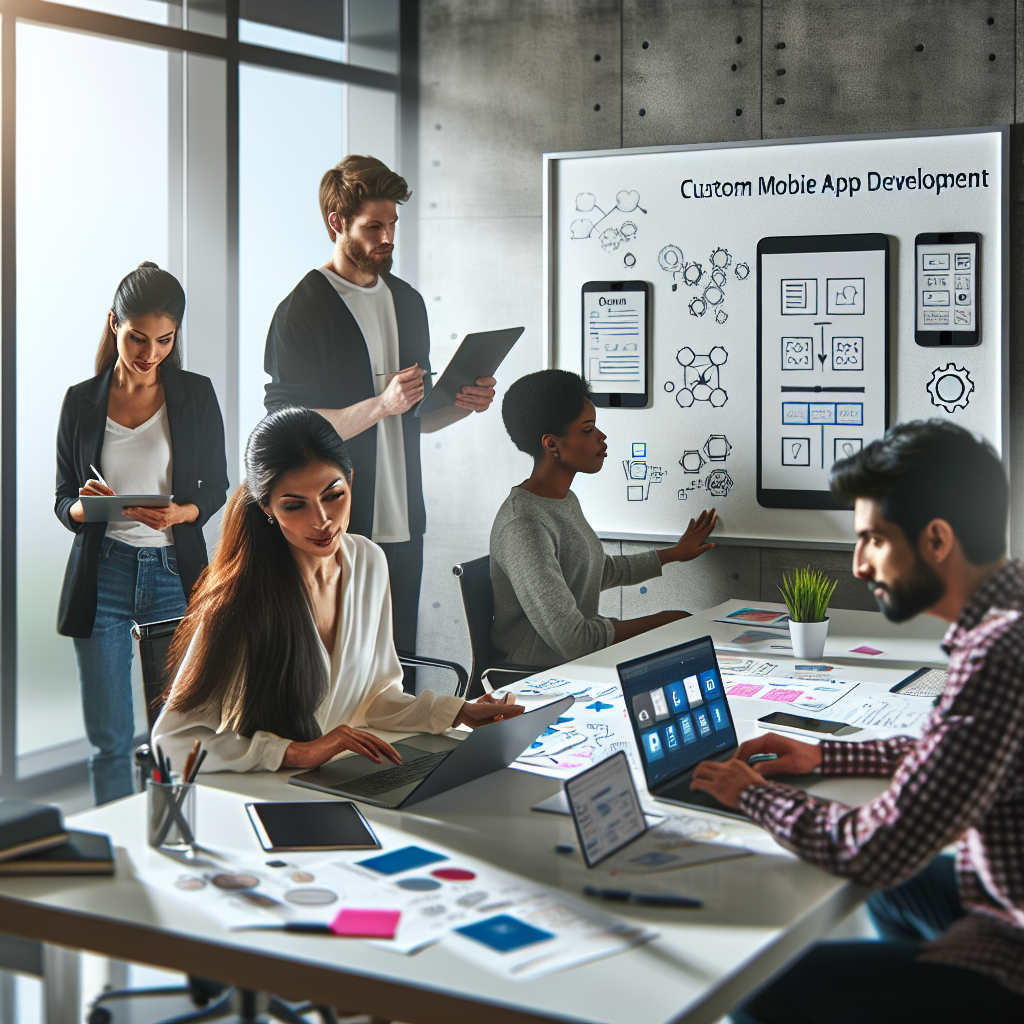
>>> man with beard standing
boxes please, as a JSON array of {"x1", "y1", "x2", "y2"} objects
[
  {"x1": 692, "y1": 421, "x2": 1024, "y2": 1023},
  {"x1": 264, "y1": 157, "x2": 495, "y2": 680}
]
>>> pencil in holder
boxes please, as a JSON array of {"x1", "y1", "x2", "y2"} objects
[{"x1": 147, "y1": 778, "x2": 196, "y2": 850}]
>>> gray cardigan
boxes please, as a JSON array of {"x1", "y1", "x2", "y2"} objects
[{"x1": 489, "y1": 487, "x2": 663, "y2": 669}]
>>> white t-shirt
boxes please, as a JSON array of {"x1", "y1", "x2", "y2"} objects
[
  {"x1": 102, "y1": 403, "x2": 174, "y2": 547},
  {"x1": 317, "y1": 267, "x2": 411, "y2": 544}
]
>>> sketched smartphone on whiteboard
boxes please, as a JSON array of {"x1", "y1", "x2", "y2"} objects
[
  {"x1": 914, "y1": 231, "x2": 980, "y2": 347},
  {"x1": 581, "y1": 280, "x2": 651, "y2": 408},
  {"x1": 756, "y1": 233, "x2": 890, "y2": 511}
]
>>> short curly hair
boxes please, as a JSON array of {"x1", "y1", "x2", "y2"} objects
[
  {"x1": 501, "y1": 370, "x2": 593, "y2": 459},
  {"x1": 319, "y1": 155, "x2": 412, "y2": 241}
]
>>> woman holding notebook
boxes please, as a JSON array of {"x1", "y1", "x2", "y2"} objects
[
  {"x1": 151, "y1": 407, "x2": 520, "y2": 775},
  {"x1": 54, "y1": 264, "x2": 229, "y2": 805}
]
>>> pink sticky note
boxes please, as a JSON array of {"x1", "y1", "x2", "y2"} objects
[
  {"x1": 727, "y1": 683, "x2": 764, "y2": 698},
  {"x1": 850, "y1": 645, "x2": 883, "y2": 656},
  {"x1": 763, "y1": 688, "x2": 801, "y2": 703},
  {"x1": 330, "y1": 908, "x2": 401, "y2": 939}
]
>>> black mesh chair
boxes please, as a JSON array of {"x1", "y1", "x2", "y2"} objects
[{"x1": 452, "y1": 555, "x2": 535, "y2": 698}]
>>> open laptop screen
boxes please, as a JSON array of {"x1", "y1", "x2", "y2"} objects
[{"x1": 618, "y1": 635, "x2": 738, "y2": 788}]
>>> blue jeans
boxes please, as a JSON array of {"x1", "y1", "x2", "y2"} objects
[
  {"x1": 73, "y1": 538, "x2": 187, "y2": 805},
  {"x1": 732, "y1": 856, "x2": 1024, "y2": 1023}
]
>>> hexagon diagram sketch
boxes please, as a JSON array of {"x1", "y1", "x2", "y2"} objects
[
  {"x1": 571, "y1": 190, "x2": 647, "y2": 251},
  {"x1": 656, "y1": 244, "x2": 748, "y2": 318},
  {"x1": 926, "y1": 364, "x2": 974, "y2": 413},
  {"x1": 670, "y1": 346, "x2": 728, "y2": 408}
]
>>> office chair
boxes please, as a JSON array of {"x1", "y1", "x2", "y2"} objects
[
  {"x1": 87, "y1": 617, "x2": 391, "y2": 1024},
  {"x1": 452, "y1": 555, "x2": 535, "y2": 698}
]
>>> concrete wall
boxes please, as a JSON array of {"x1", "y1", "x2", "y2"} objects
[{"x1": 413, "y1": 0, "x2": 1021, "y2": 675}]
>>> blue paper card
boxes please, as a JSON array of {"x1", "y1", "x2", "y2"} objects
[
  {"x1": 456, "y1": 915, "x2": 555, "y2": 953},
  {"x1": 358, "y1": 845, "x2": 447, "y2": 875}
]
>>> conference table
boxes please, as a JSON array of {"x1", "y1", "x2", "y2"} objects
[{"x1": 0, "y1": 600, "x2": 949, "y2": 1024}]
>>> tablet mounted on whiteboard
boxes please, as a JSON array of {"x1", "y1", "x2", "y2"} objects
[
  {"x1": 414, "y1": 327, "x2": 524, "y2": 417},
  {"x1": 581, "y1": 280, "x2": 651, "y2": 408},
  {"x1": 80, "y1": 495, "x2": 172, "y2": 522},
  {"x1": 914, "y1": 232, "x2": 980, "y2": 346}
]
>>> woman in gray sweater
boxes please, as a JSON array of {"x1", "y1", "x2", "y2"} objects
[{"x1": 490, "y1": 370, "x2": 717, "y2": 670}]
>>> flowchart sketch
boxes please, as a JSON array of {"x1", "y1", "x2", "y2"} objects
[
  {"x1": 671, "y1": 346, "x2": 728, "y2": 408},
  {"x1": 781, "y1": 279, "x2": 817, "y2": 315},
  {"x1": 571, "y1": 190, "x2": 647, "y2": 251},
  {"x1": 834, "y1": 438, "x2": 863, "y2": 462},
  {"x1": 826, "y1": 278, "x2": 865, "y2": 315},
  {"x1": 831, "y1": 337, "x2": 864, "y2": 371},
  {"x1": 759, "y1": 236, "x2": 889, "y2": 505},
  {"x1": 782, "y1": 338, "x2": 813, "y2": 370},
  {"x1": 782, "y1": 438, "x2": 811, "y2": 466}
]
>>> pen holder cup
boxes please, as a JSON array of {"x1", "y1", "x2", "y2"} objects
[{"x1": 147, "y1": 779, "x2": 196, "y2": 850}]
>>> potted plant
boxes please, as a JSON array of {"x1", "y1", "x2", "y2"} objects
[{"x1": 779, "y1": 566, "x2": 838, "y2": 659}]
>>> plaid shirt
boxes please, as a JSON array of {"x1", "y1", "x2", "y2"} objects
[{"x1": 739, "y1": 560, "x2": 1024, "y2": 995}]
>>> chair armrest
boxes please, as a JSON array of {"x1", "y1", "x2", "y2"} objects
[
  {"x1": 397, "y1": 651, "x2": 470, "y2": 699},
  {"x1": 480, "y1": 664, "x2": 536, "y2": 693}
]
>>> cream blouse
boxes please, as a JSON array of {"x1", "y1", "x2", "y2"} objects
[{"x1": 151, "y1": 533, "x2": 465, "y2": 773}]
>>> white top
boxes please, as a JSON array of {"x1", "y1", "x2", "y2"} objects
[
  {"x1": 318, "y1": 267, "x2": 411, "y2": 544},
  {"x1": 101, "y1": 403, "x2": 173, "y2": 547},
  {"x1": 151, "y1": 533, "x2": 464, "y2": 773}
]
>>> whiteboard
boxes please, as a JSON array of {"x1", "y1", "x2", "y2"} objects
[{"x1": 545, "y1": 128, "x2": 1007, "y2": 546}]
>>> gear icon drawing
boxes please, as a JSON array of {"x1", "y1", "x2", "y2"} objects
[
  {"x1": 688, "y1": 296, "x2": 707, "y2": 318},
  {"x1": 709, "y1": 247, "x2": 732, "y2": 270},
  {"x1": 658, "y1": 244, "x2": 684, "y2": 272},
  {"x1": 926, "y1": 364, "x2": 974, "y2": 413},
  {"x1": 705, "y1": 469, "x2": 734, "y2": 497},
  {"x1": 682, "y1": 262, "x2": 704, "y2": 286}
]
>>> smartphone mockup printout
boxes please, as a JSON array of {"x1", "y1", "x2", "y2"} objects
[
  {"x1": 756, "y1": 234, "x2": 890, "y2": 510},
  {"x1": 915, "y1": 232, "x2": 980, "y2": 346},
  {"x1": 581, "y1": 280, "x2": 651, "y2": 408}
]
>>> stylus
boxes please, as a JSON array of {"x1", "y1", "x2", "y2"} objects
[
  {"x1": 232, "y1": 923, "x2": 334, "y2": 934},
  {"x1": 584, "y1": 886, "x2": 703, "y2": 909},
  {"x1": 89, "y1": 464, "x2": 110, "y2": 489}
]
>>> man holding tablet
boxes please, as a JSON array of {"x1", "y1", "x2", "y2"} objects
[{"x1": 691, "y1": 421, "x2": 1024, "y2": 1023}]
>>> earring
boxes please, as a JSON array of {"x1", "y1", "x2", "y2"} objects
[
  {"x1": 552, "y1": 450, "x2": 560, "y2": 458},
  {"x1": 267, "y1": 515, "x2": 275, "y2": 525}
]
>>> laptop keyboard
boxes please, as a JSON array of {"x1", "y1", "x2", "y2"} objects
[{"x1": 342, "y1": 749, "x2": 451, "y2": 797}]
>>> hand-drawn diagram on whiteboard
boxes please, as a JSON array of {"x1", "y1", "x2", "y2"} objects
[
  {"x1": 622, "y1": 442, "x2": 667, "y2": 501},
  {"x1": 677, "y1": 435, "x2": 735, "y2": 500},
  {"x1": 664, "y1": 346, "x2": 728, "y2": 408},
  {"x1": 926, "y1": 363, "x2": 974, "y2": 413},
  {"x1": 657, "y1": 245, "x2": 748, "y2": 323},
  {"x1": 758, "y1": 234, "x2": 889, "y2": 510},
  {"x1": 570, "y1": 190, "x2": 647, "y2": 252}
]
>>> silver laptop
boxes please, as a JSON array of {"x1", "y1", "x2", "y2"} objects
[
  {"x1": 619, "y1": 635, "x2": 746, "y2": 821},
  {"x1": 289, "y1": 696, "x2": 574, "y2": 809}
]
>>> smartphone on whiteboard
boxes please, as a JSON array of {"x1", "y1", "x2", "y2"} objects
[
  {"x1": 581, "y1": 280, "x2": 651, "y2": 408},
  {"x1": 914, "y1": 232, "x2": 980, "y2": 346}
]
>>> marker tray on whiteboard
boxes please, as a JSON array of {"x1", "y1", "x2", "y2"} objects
[{"x1": 756, "y1": 234, "x2": 890, "y2": 510}]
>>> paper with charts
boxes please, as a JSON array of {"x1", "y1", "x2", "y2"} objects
[
  {"x1": 759, "y1": 238, "x2": 888, "y2": 506},
  {"x1": 723, "y1": 674, "x2": 860, "y2": 713},
  {"x1": 138, "y1": 821, "x2": 654, "y2": 979}
]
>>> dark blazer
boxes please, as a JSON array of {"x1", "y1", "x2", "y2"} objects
[
  {"x1": 55, "y1": 362, "x2": 229, "y2": 639},
  {"x1": 263, "y1": 270, "x2": 430, "y2": 539}
]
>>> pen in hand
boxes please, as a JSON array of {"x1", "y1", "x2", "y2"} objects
[{"x1": 88, "y1": 464, "x2": 112, "y2": 490}]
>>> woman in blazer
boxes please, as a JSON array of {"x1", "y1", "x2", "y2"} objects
[{"x1": 55, "y1": 263, "x2": 228, "y2": 804}]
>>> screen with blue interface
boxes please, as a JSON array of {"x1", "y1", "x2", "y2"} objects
[{"x1": 618, "y1": 636, "x2": 738, "y2": 788}]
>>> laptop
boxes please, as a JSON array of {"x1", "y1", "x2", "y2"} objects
[
  {"x1": 618, "y1": 635, "x2": 746, "y2": 821},
  {"x1": 288, "y1": 695, "x2": 574, "y2": 809}
]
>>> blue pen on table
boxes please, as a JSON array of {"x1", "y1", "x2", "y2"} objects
[{"x1": 583, "y1": 886, "x2": 703, "y2": 909}]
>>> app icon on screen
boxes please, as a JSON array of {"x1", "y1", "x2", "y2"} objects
[
  {"x1": 694, "y1": 709, "x2": 712, "y2": 738},
  {"x1": 642, "y1": 730, "x2": 665, "y2": 762},
  {"x1": 650, "y1": 687, "x2": 670, "y2": 721},
  {"x1": 677, "y1": 714, "x2": 697, "y2": 744},
  {"x1": 632, "y1": 691, "x2": 656, "y2": 727},
  {"x1": 707, "y1": 698, "x2": 729, "y2": 732},
  {"x1": 683, "y1": 675, "x2": 703, "y2": 708},
  {"x1": 700, "y1": 671, "x2": 721, "y2": 699},
  {"x1": 665, "y1": 681, "x2": 687, "y2": 713},
  {"x1": 663, "y1": 723, "x2": 680, "y2": 751}
]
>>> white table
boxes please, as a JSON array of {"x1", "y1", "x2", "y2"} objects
[{"x1": 0, "y1": 601, "x2": 942, "y2": 1024}]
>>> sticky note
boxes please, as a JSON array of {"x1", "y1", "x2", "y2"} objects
[
  {"x1": 456, "y1": 915, "x2": 555, "y2": 953},
  {"x1": 850, "y1": 645, "x2": 883, "y2": 656},
  {"x1": 358, "y1": 845, "x2": 447, "y2": 875},
  {"x1": 330, "y1": 908, "x2": 401, "y2": 939}
]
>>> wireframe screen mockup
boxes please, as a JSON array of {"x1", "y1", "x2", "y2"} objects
[
  {"x1": 581, "y1": 281, "x2": 649, "y2": 405},
  {"x1": 618, "y1": 636, "x2": 737, "y2": 789}
]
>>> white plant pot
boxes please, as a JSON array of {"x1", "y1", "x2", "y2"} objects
[{"x1": 788, "y1": 618, "x2": 830, "y2": 660}]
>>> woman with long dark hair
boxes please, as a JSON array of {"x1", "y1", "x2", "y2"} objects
[
  {"x1": 152, "y1": 407, "x2": 520, "y2": 774},
  {"x1": 55, "y1": 263, "x2": 229, "y2": 804}
]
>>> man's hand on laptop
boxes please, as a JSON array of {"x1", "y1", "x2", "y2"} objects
[
  {"x1": 690, "y1": 758, "x2": 766, "y2": 808},
  {"x1": 282, "y1": 725, "x2": 403, "y2": 770},
  {"x1": 453, "y1": 692, "x2": 524, "y2": 729}
]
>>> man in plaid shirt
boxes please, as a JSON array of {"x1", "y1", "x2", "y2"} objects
[{"x1": 692, "y1": 421, "x2": 1024, "y2": 1023}]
